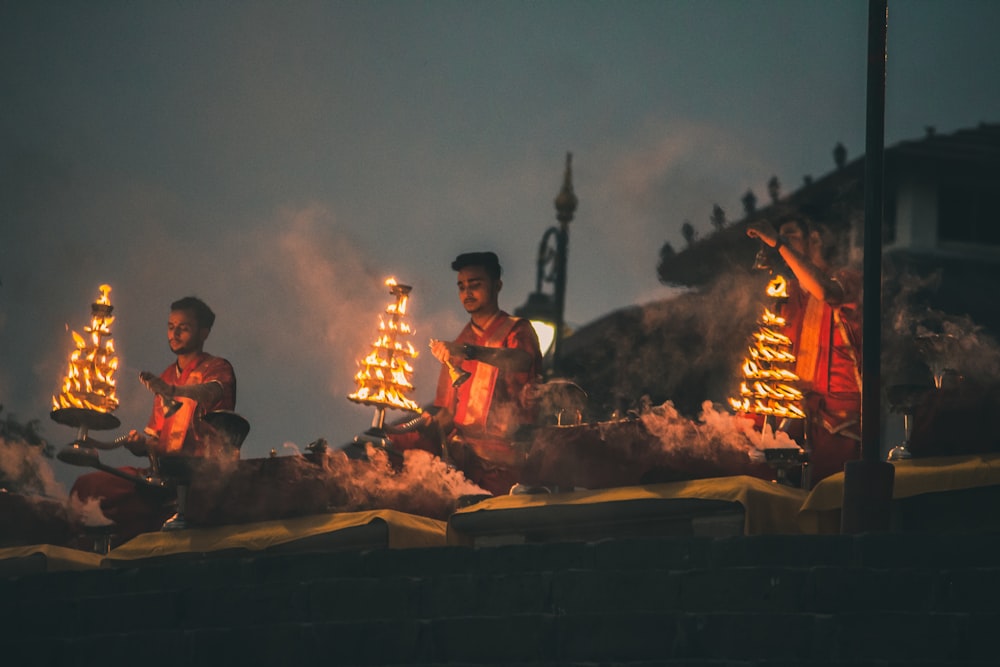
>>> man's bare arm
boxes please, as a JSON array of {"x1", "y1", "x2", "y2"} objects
[{"x1": 747, "y1": 221, "x2": 845, "y2": 305}]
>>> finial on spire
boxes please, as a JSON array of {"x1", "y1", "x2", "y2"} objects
[{"x1": 555, "y1": 151, "x2": 577, "y2": 225}]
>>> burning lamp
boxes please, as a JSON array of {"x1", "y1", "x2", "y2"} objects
[
  {"x1": 51, "y1": 285, "x2": 123, "y2": 454},
  {"x1": 515, "y1": 152, "x2": 577, "y2": 374},
  {"x1": 348, "y1": 278, "x2": 422, "y2": 443}
]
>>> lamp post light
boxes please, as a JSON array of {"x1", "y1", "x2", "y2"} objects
[{"x1": 516, "y1": 152, "x2": 577, "y2": 374}]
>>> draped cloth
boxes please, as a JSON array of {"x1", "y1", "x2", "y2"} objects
[
  {"x1": 435, "y1": 312, "x2": 540, "y2": 442},
  {"x1": 70, "y1": 352, "x2": 236, "y2": 546},
  {"x1": 781, "y1": 269, "x2": 863, "y2": 484},
  {"x1": 431, "y1": 311, "x2": 542, "y2": 495},
  {"x1": 145, "y1": 353, "x2": 236, "y2": 456}
]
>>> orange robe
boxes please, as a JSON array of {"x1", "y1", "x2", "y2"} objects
[
  {"x1": 70, "y1": 354, "x2": 235, "y2": 545},
  {"x1": 781, "y1": 268, "x2": 863, "y2": 483},
  {"x1": 434, "y1": 312, "x2": 542, "y2": 494}
]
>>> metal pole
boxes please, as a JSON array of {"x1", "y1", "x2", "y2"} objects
[
  {"x1": 552, "y1": 222, "x2": 568, "y2": 371},
  {"x1": 861, "y1": 0, "x2": 886, "y2": 463},
  {"x1": 551, "y1": 152, "x2": 577, "y2": 373},
  {"x1": 841, "y1": 0, "x2": 895, "y2": 534}
]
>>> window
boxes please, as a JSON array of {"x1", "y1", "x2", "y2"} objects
[{"x1": 938, "y1": 183, "x2": 999, "y2": 246}]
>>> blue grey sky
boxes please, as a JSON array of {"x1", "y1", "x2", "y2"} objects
[{"x1": 2, "y1": 1, "x2": 998, "y2": 485}]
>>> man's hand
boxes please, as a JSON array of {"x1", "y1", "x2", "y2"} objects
[
  {"x1": 125, "y1": 429, "x2": 150, "y2": 457},
  {"x1": 139, "y1": 371, "x2": 172, "y2": 397},
  {"x1": 747, "y1": 220, "x2": 778, "y2": 247},
  {"x1": 429, "y1": 339, "x2": 466, "y2": 365},
  {"x1": 429, "y1": 338, "x2": 532, "y2": 373}
]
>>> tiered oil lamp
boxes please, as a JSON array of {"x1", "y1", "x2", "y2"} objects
[
  {"x1": 51, "y1": 285, "x2": 123, "y2": 455},
  {"x1": 348, "y1": 278, "x2": 422, "y2": 443},
  {"x1": 730, "y1": 257, "x2": 808, "y2": 486}
]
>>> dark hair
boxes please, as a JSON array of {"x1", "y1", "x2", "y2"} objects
[
  {"x1": 170, "y1": 296, "x2": 216, "y2": 329},
  {"x1": 774, "y1": 213, "x2": 841, "y2": 263},
  {"x1": 774, "y1": 212, "x2": 811, "y2": 237},
  {"x1": 451, "y1": 252, "x2": 502, "y2": 281}
]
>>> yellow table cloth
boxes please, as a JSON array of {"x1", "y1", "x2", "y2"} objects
[
  {"x1": 0, "y1": 544, "x2": 104, "y2": 575},
  {"x1": 799, "y1": 453, "x2": 1000, "y2": 533},
  {"x1": 449, "y1": 475, "x2": 807, "y2": 544},
  {"x1": 105, "y1": 509, "x2": 447, "y2": 564}
]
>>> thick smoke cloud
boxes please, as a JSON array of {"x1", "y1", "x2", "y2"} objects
[
  {"x1": 0, "y1": 435, "x2": 65, "y2": 499},
  {"x1": 884, "y1": 268, "x2": 1000, "y2": 388}
]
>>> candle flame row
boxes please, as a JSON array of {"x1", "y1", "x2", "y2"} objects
[{"x1": 729, "y1": 273, "x2": 804, "y2": 419}]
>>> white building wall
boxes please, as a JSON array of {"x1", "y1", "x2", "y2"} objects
[{"x1": 892, "y1": 175, "x2": 939, "y2": 250}]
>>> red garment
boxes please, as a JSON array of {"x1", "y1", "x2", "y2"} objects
[
  {"x1": 780, "y1": 268, "x2": 863, "y2": 484},
  {"x1": 434, "y1": 313, "x2": 542, "y2": 440},
  {"x1": 69, "y1": 468, "x2": 174, "y2": 546},
  {"x1": 70, "y1": 353, "x2": 236, "y2": 545},
  {"x1": 145, "y1": 353, "x2": 236, "y2": 456},
  {"x1": 434, "y1": 312, "x2": 542, "y2": 495}
]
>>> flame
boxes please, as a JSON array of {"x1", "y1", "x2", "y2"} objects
[
  {"x1": 729, "y1": 274, "x2": 803, "y2": 419},
  {"x1": 749, "y1": 345, "x2": 796, "y2": 364},
  {"x1": 741, "y1": 359, "x2": 799, "y2": 382},
  {"x1": 753, "y1": 326, "x2": 793, "y2": 347},
  {"x1": 52, "y1": 285, "x2": 120, "y2": 413},
  {"x1": 761, "y1": 307, "x2": 786, "y2": 327},
  {"x1": 348, "y1": 277, "x2": 421, "y2": 413},
  {"x1": 766, "y1": 275, "x2": 788, "y2": 299},
  {"x1": 96, "y1": 284, "x2": 112, "y2": 306}
]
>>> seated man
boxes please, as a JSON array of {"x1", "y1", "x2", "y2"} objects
[
  {"x1": 396, "y1": 252, "x2": 543, "y2": 495},
  {"x1": 70, "y1": 296, "x2": 236, "y2": 543}
]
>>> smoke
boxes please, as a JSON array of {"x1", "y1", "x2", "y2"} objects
[
  {"x1": 884, "y1": 268, "x2": 1000, "y2": 388},
  {"x1": 68, "y1": 491, "x2": 113, "y2": 527},
  {"x1": 913, "y1": 316, "x2": 1000, "y2": 385},
  {"x1": 182, "y1": 441, "x2": 489, "y2": 526},
  {"x1": 640, "y1": 400, "x2": 797, "y2": 462},
  {"x1": 577, "y1": 120, "x2": 773, "y2": 312},
  {"x1": 0, "y1": 435, "x2": 66, "y2": 499},
  {"x1": 316, "y1": 446, "x2": 488, "y2": 519},
  {"x1": 567, "y1": 266, "x2": 766, "y2": 418}
]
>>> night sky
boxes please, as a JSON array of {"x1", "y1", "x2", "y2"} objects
[{"x1": 2, "y1": 1, "x2": 998, "y2": 489}]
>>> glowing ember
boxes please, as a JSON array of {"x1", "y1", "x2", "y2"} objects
[
  {"x1": 52, "y1": 284, "x2": 120, "y2": 413},
  {"x1": 348, "y1": 277, "x2": 422, "y2": 413},
  {"x1": 729, "y1": 273, "x2": 804, "y2": 420}
]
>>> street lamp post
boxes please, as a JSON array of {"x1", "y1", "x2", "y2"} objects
[{"x1": 516, "y1": 152, "x2": 577, "y2": 375}]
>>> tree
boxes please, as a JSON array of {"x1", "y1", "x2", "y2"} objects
[
  {"x1": 767, "y1": 175, "x2": 781, "y2": 204},
  {"x1": 742, "y1": 189, "x2": 757, "y2": 216},
  {"x1": 681, "y1": 221, "x2": 696, "y2": 246},
  {"x1": 656, "y1": 241, "x2": 677, "y2": 284},
  {"x1": 710, "y1": 204, "x2": 726, "y2": 231},
  {"x1": 833, "y1": 142, "x2": 847, "y2": 169}
]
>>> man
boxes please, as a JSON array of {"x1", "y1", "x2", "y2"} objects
[
  {"x1": 747, "y1": 216, "x2": 862, "y2": 484},
  {"x1": 70, "y1": 296, "x2": 236, "y2": 542},
  {"x1": 398, "y1": 252, "x2": 543, "y2": 495},
  {"x1": 130, "y1": 296, "x2": 236, "y2": 458}
]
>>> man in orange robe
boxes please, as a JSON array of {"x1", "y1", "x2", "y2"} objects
[
  {"x1": 748, "y1": 216, "x2": 862, "y2": 484},
  {"x1": 70, "y1": 296, "x2": 236, "y2": 543},
  {"x1": 395, "y1": 252, "x2": 542, "y2": 495}
]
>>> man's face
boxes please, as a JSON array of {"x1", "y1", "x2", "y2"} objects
[
  {"x1": 456, "y1": 265, "x2": 500, "y2": 316},
  {"x1": 167, "y1": 309, "x2": 209, "y2": 356},
  {"x1": 778, "y1": 220, "x2": 809, "y2": 255}
]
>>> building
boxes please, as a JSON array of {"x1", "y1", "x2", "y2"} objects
[{"x1": 561, "y1": 124, "x2": 1000, "y2": 423}]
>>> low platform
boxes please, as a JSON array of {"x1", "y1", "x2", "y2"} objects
[
  {"x1": 0, "y1": 544, "x2": 104, "y2": 576},
  {"x1": 102, "y1": 508, "x2": 447, "y2": 565},
  {"x1": 448, "y1": 475, "x2": 807, "y2": 546}
]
